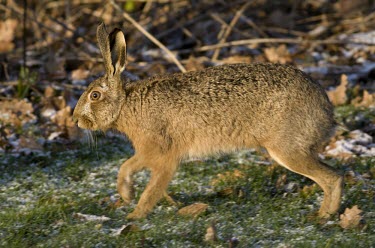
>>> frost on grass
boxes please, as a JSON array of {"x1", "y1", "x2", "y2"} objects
[
  {"x1": 325, "y1": 129, "x2": 375, "y2": 159},
  {"x1": 73, "y1": 213, "x2": 111, "y2": 222}
]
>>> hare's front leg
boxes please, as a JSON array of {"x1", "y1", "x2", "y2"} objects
[
  {"x1": 117, "y1": 156, "x2": 144, "y2": 204},
  {"x1": 127, "y1": 158, "x2": 178, "y2": 219}
]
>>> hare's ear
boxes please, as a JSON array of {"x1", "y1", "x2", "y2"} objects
[
  {"x1": 97, "y1": 23, "x2": 114, "y2": 76},
  {"x1": 109, "y1": 28, "x2": 127, "y2": 76}
]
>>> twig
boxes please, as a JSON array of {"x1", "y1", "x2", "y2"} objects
[
  {"x1": 209, "y1": 13, "x2": 254, "y2": 40},
  {"x1": 196, "y1": 38, "x2": 375, "y2": 52},
  {"x1": 109, "y1": 0, "x2": 186, "y2": 73},
  {"x1": 263, "y1": 27, "x2": 306, "y2": 37},
  {"x1": 155, "y1": 12, "x2": 208, "y2": 40},
  {"x1": 240, "y1": 16, "x2": 268, "y2": 38},
  {"x1": 212, "y1": 2, "x2": 251, "y2": 61},
  {"x1": 23, "y1": 0, "x2": 27, "y2": 68}
]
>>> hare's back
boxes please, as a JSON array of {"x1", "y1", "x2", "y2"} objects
[{"x1": 149, "y1": 63, "x2": 331, "y2": 110}]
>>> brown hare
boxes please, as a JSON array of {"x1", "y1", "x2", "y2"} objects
[{"x1": 73, "y1": 23, "x2": 343, "y2": 220}]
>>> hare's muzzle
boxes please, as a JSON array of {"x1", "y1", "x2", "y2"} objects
[{"x1": 72, "y1": 115, "x2": 78, "y2": 125}]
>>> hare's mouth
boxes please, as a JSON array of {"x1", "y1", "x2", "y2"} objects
[{"x1": 77, "y1": 117, "x2": 98, "y2": 130}]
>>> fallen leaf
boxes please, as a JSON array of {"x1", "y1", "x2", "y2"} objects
[
  {"x1": 300, "y1": 184, "x2": 319, "y2": 198},
  {"x1": 334, "y1": 0, "x2": 369, "y2": 13},
  {"x1": 0, "y1": 19, "x2": 18, "y2": 52},
  {"x1": 327, "y1": 74, "x2": 348, "y2": 106},
  {"x1": 185, "y1": 56, "x2": 207, "y2": 71},
  {"x1": 339, "y1": 205, "x2": 363, "y2": 229},
  {"x1": 44, "y1": 86, "x2": 55, "y2": 98},
  {"x1": 264, "y1": 44, "x2": 292, "y2": 64},
  {"x1": 0, "y1": 99, "x2": 37, "y2": 126},
  {"x1": 51, "y1": 106, "x2": 75, "y2": 127},
  {"x1": 221, "y1": 55, "x2": 252, "y2": 64},
  {"x1": 204, "y1": 222, "x2": 217, "y2": 242},
  {"x1": 71, "y1": 68, "x2": 90, "y2": 80},
  {"x1": 211, "y1": 169, "x2": 245, "y2": 186},
  {"x1": 218, "y1": 187, "x2": 235, "y2": 196},
  {"x1": 53, "y1": 96, "x2": 67, "y2": 110},
  {"x1": 352, "y1": 90, "x2": 375, "y2": 107},
  {"x1": 178, "y1": 203, "x2": 208, "y2": 217},
  {"x1": 276, "y1": 174, "x2": 287, "y2": 189}
]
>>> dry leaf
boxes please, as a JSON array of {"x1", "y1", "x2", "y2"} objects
[
  {"x1": 211, "y1": 169, "x2": 245, "y2": 186},
  {"x1": 0, "y1": 19, "x2": 18, "y2": 52},
  {"x1": 178, "y1": 203, "x2": 208, "y2": 217},
  {"x1": 51, "y1": 106, "x2": 74, "y2": 127},
  {"x1": 218, "y1": 187, "x2": 235, "y2": 196},
  {"x1": 204, "y1": 222, "x2": 217, "y2": 242},
  {"x1": 264, "y1": 44, "x2": 292, "y2": 64},
  {"x1": 185, "y1": 56, "x2": 207, "y2": 72},
  {"x1": 0, "y1": 99, "x2": 36, "y2": 126},
  {"x1": 300, "y1": 184, "x2": 319, "y2": 197},
  {"x1": 221, "y1": 55, "x2": 251, "y2": 64},
  {"x1": 327, "y1": 74, "x2": 348, "y2": 106},
  {"x1": 53, "y1": 96, "x2": 67, "y2": 110},
  {"x1": 71, "y1": 68, "x2": 90, "y2": 80},
  {"x1": 276, "y1": 174, "x2": 287, "y2": 189},
  {"x1": 44, "y1": 86, "x2": 55, "y2": 98},
  {"x1": 339, "y1": 205, "x2": 363, "y2": 229},
  {"x1": 334, "y1": 0, "x2": 369, "y2": 13},
  {"x1": 353, "y1": 90, "x2": 375, "y2": 107}
]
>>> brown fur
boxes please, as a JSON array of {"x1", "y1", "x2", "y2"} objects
[{"x1": 73, "y1": 24, "x2": 343, "y2": 219}]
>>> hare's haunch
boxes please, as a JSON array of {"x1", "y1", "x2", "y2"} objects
[{"x1": 73, "y1": 23, "x2": 343, "y2": 220}]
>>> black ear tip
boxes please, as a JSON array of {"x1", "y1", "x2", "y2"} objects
[{"x1": 110, "y1": 28, "x2": 124, "y2": 36}]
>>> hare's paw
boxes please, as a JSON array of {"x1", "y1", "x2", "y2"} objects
[
  {"x1": 163, "y1": 191, "x2": 180, "y2": 206},
  {"x1": 126, "y1": 209, "x2": 148, "y2": 220},
  {"x1": 317, "y1": 209, "x2": 331, "y2": 219},
  {"x1": 117, "y1": 183, "x2": 135, "y2": 205},
  {"x1": 318, "y1": 175, "x2": 343, "y2": 218}
]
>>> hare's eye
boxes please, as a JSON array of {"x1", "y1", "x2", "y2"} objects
[{"x1": 90, "y1": 91, "x2": 101, "y2": 101}]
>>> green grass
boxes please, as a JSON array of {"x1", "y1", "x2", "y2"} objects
[{"x1": 0, "y1": 135, "x2": 374, "y2": 247}]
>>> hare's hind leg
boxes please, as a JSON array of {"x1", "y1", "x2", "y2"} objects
[
  {"x1": 117, "y1": 156, "x2": 144, "y2": 204},
  {"x1": 126, "y1": 154, "x2": 178, "y2": 219},
  {"x1": 267, "y1": 147, "x2": 343, "y2": 218}
]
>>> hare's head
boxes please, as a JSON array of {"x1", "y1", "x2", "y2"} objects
[{"x1": 73, "y1": 23, "x2": 127, "y2": 131}]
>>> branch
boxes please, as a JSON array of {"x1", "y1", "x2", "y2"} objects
[
  {"x1": 196, "y1": 38, "x2": 375, "y2": 52},
  {"x1": 212, "y1": 2, "x2": 251, "y2": 61}
]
